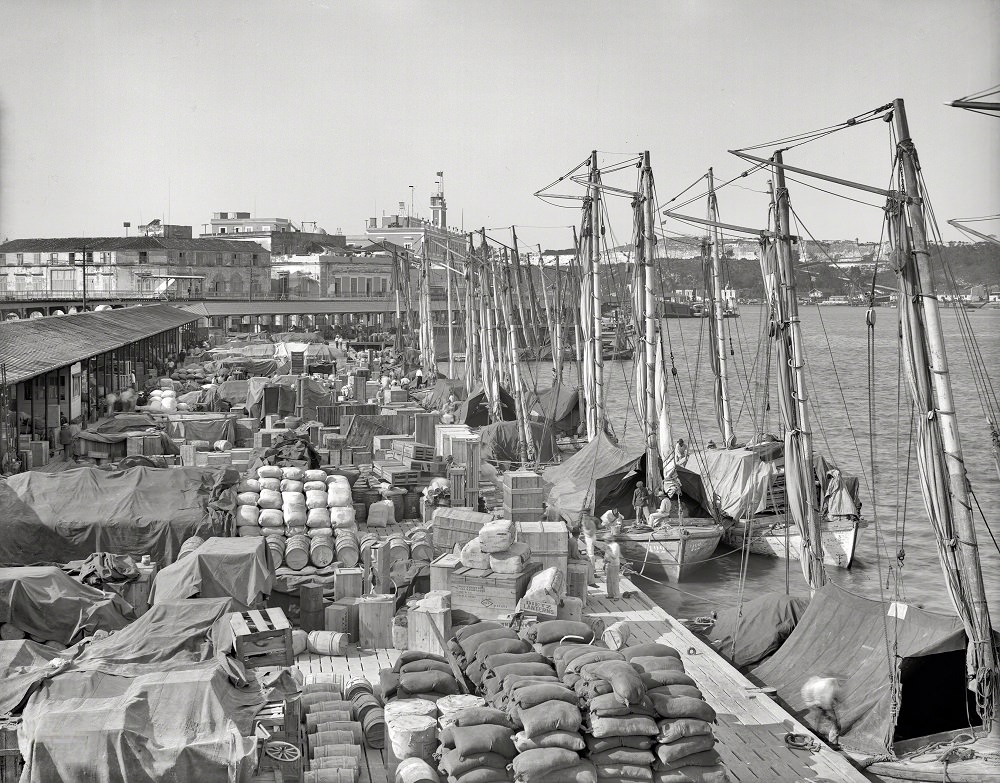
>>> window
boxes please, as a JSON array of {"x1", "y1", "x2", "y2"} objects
[
  {"x1": 50, "y1": 268, "x2": 75, "y2": 291},
  {"x1": 33, "y1": 253, "x2": 40, "y2": 263},
  {"x1": 234, "y1": 227, "x2": 241, "y2": 233},
  {"x1": 216, "y1": 253, "x2": 223, "y2": 266},
  {"x1": 138, "y1": 251, "x2": 148, "y2": 264},
  {"x1": 0, "y1": 255, "x2": 4, "y2": 265},
  {"x1": 15, "y1": 253, "x2": 23, "y2": 264},
  {"x1": 219, "y1": 227, "x2": 227, "y2": 234},
  {"x1": 261, "y1": 225, "x2": 271, "y2": 232},
  {"x1": 99, "y1": 252, "x2": 112, "y2": 263},
  {"x1": 49, "y1": 253, "x2": 58, "y2": 261},
  {"x1": 178, "y1": 251, "x2": 186, "y2": 262},
  {"x1": 251, "y1": 254, "x2": 258, "y2": 265},
  {"x1": 84, "y1": 251, "x2": 93, "y2": 262}
]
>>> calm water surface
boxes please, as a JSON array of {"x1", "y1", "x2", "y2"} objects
[{"x1": 470, "y1": 304, "x2": 1000, "y2": 620}]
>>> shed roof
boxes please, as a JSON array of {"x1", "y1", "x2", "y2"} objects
[{"x1": 0, "y1": 304, "x2": 196, "y2": 384}]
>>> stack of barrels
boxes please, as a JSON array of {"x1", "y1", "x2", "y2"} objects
[
  {"x1": 300, "y1": 674, "x2": 364, "y2": 783},
  {"x1": 233, "y1": 465, "x2": 362, "y2": 572}
]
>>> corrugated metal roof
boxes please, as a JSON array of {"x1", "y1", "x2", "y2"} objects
[
  {"x1": 0, "y1": 237, "x2": 268, "y2": 253},
  {"x1": 0, "y1": 304, "x2": 197, "y2": 384}
]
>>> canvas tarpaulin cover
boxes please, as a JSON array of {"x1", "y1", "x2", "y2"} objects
[
  {"x1": 753, "y1": 582, "x2": 967, "y2": 756},
  {"x1": 678, "y1": 447, "x2": 776, "y2": 521},
  {"x1": 420, "y1": 378, "x2": 468, "y2": 411},
  {"x1": 530, "y1": 385, "x2": 582, "y2": 434},
  {"x1": 271, "y1": 375, "x2": 336, "y2": 420},
  {"x1": 94, "y1": 414, "x2": 162, "y2": 434},
  {"x1": 479, "y1": 420, "x2": 558, "y2": 464},
  {"x1": 166, "y1": 413, "x2": 237, "y2": 443},
  {"x1": 704, "y1": 592, "x2": 809, "y2": 669},
  {"x1": 6, "y1": 599, "x2": 264, "y2": 783},
  {"x1": 0, "y1": 466, "x2": 238, "y2": 567},
  {"x1": 0, "y1": 566, "x2": 132, "y2": 644},
  {"x1": 457, "y1": 382, "x2": 517, "y2": 427},
  {"x1": 542, "y1": 432, "x2": 645, "y2": 522},
  {"x1": 149, "y1": 536, "x2": 273, "y2": 611},
  {"x1": 246, "y1": 377, "x2": 296, "y2": 419}
]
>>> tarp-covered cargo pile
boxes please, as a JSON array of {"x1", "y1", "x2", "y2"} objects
[
  {"x1": 0, "y1": 465, "x2": 238, "y2": 566},
  {"x1": 0, "y1": 598, "x2": 269, "y2": 783}
]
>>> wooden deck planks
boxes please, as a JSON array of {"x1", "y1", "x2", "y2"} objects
[
  {"x1": 587, "y1": 576, "x2": 869, "y2": 782},
  {"x1": 293, "y1": 521, "x2": 866, "y2": 783}
]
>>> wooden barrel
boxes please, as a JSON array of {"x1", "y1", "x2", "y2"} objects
[
  {"x1": 307, "y1": 631, "x2": 348, "y2": 656},
  {"x1": 353, "y1": 501, "x2": 367, "y2": 525},
  {"x1": 335, "y1": 533, "x2": 360, "y2": 568},
  {"x1": 386, "y1": 713, "x2": 436, "y2": 761},
  {"x1": 310, "y1": 536, "x2": 335, "y2": 568},
  {"x1": 310, "y1": 744, "x2": 362, "y2": 763},
  {"x1": 303, "y1": 680, "x2": 342, "y2": 695},
  {"x1": 301, "y1": 692, "x2": 345, "y2": 710},
  {"x1": 361, "y1": 707, "x2": 386, "y2": 749},
  {"x1": 304, "y1": 673, "x2": 344, "y2": 688},
  {"x1": 303, "y1": 769, "x2": 355, "y2": 783},
  {"x1": 264, "y1": 535, "x2": 285, "y2": 568},
  {"x1": 306, "y1": 709, "x2": 354, "y2": 732},
  {"x1": 402, "y1": 491, "x2": 421, "y2": 520},
  {"x1": 311, "y1": 723, "x2": 363, "y2": 745},
  {"x1": 342, "y1": 676, "x2": 374, "y2": 702},
  {"x1": 285, "y1": 534, "x2": 311, "y2": 571},
  {"x1": 408, "y1": 539, "x2": 432, "y2": 563},
  {"x1": 350, "y1": 692, "x2": 381, "y2": 723},
  {"x1": 310, "y1": 757, "x2": 360, "y2": 773},
  {"x1": 395, "y1": 757, "x2": 440, "y2": 783},
  {"x1": 177, "y1": 536, "x2": 204, "y2": 560},
  {"x1": 358, "y1": 533, "x2": 378, "y2": 569},
  {"x1": 386, "y1": 535, "x2": 409, "y2": 565},
  {"x1": 309, "y1": 732, "x2": 355, "y2": 758}
]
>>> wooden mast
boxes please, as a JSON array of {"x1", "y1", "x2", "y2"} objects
[
  {"x1": 772, "y1": 151, "x2": 826, "y2": 590},
  {"x1": 445, "y1": 246, "x2": 455, "y2": 380},
  {"x1": 707, "y1": 168, "x2": 736, "y2": 447},
  {"x1": 589, "y1": 151, "x2": 605, "y2": 435},
  {"x1": 641, "y1": 152, "x2": 660, "y2": 488},
  {"x1": 892, "y1": 97, "x2": 998, "y2": 732}
]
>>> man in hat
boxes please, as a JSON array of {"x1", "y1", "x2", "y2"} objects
[{"x1": 632, "y1": 481, "x2": 651, "y2": 525}]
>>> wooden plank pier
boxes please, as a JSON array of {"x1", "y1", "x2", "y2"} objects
[{"x1": 291, "y1": 567, "x2": 869, "y2": 783}]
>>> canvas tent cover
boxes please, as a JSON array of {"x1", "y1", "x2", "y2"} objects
[
  {"x1": 246, "y1": 376, "x2": 296, "y2": 419},
  {"x1": 543, "y1": 432, "x2": 645, "y2": 522},
  {"x1": 0, "y1": 566, "x2": 132, "y2": 644},
  {"x1": 3, "y1": 599, "x2": 263, "y2": 783},
  {"x1": 457, "y1": 383, "x2": 517, "y2": 427},
  {"x1": 166, "y1": 413, "x2": 237, "y2": 444},
  {"x1": 0, "y1": 466, "x2": 238, "y2": 567},
  {"x1": 149, "y1": 536, "x2": 273, "y2": 611},
  {"x1": 420, "y1": 378, "x2": 468, "y2": 411},
  {"x1": 704, "y1": 592, "x2": 809, "y2": 669},
  {"x1": 479, "y1": 420, "x2": 558, "y2": 464},
  {"x1": 753, "y1": 582, "x2": 968, "y2": 756},
  {"x1": 679, "y1": 447, "x2": 776, "y2": 520},
  {"x1": 271, "y1": 375, "x2": 336, "y2": 420},
  {"x1": 530, "y1": 385, "x2": 582, "y2": 434}
]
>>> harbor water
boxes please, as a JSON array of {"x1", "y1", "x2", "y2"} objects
[{"x1": 457, "y1": 304, "x2": 1000, "y2": 621}]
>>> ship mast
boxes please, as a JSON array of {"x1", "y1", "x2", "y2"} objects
[
  {"x1": 707, "y1": 168, "x2": 736, "y2": 447},
  {"x1": 891, "y1": 97, "x2": 998, "y2": 733},
  {"x1": 640, "y1": 152, "x2": 660, "y2": 487},
  {"x1": 771, "y1": 152, "x2": 826, "y2": 590}
]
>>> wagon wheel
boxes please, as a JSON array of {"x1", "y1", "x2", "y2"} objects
[{"x1": 264, "y1": 740, "x2": 301, "y2": 762}]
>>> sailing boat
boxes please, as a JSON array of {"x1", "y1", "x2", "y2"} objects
[
  {"x1": 663, "y1": 167, "x2": 864, "y2": 573},
  {"x1": 581, "y1": 151, "x2": 723, "y2": 582},
  {"x1": 750, "y1": 98, "x2": 1000, "y2": 781}
]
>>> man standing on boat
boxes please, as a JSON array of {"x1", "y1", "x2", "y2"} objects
[{"x1": 632, "y1": 481, "x2": 651, "y2": 524}]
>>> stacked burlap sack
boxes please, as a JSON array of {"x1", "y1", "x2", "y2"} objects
[{"x1": 380, "y1": 650, "x2": 461, "y2": 702}]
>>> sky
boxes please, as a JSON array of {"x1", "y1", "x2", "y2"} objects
[{"x1": 0, "y1": 0, "x2": 997, "y2": 247}]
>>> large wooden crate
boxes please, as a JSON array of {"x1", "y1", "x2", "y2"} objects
[
  {"x1": 0, "y1": 718, "x2": 23, "y2": 783},
  {"x1": 503, "y1": 470, "x2": 544, "y2": 490},
  {"x1": 407, "y1": 604, "x2": 452, "y2": 657},
  {"x1": 446, "y1": 563, "x2": 541, "y2": 620},
  {"x1": 502, "y1": 485, "x2": 546, "y2": 511},
  {"x1": 431, "y1": 507, "x2": 493, "y2": 556},
  {"x1": 230, "y1": 608, "x2": 293, "y2": 669},
  {"x1": 516, "y1": 520, "x2": 570, "y2": 584},
  {"x1": 396, "y1": 441, "x2": 435, "y2": 462}
]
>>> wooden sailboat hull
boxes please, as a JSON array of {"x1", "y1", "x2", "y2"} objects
[
  {"x1": 848, "y1": 728, "x2": 1000, "y2": 782},
  {"x1": 612, "y1": 522, "x2": 724, "y2": 583},
  {"x1": 722, "y1": 517, "x2": 860, "y2": 568}
]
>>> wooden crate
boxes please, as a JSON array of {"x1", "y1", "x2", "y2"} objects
[
  {"x1": 358, "y1": 595, "x2": 394, "y2": 649},
  {"x1": 120, "y1": 560, "x2": 158, "y2": 616},
  {"x1": 431, "y1": 507, "x2": 493, "y2": 556},
  {"x1": 333, "y1": 568, "x2": 364, "y2": 601},
  {"x1": 1, "y1": 718, "x2": 23, "y2": 783},
  {"x1": 448, "y1": 466, "x2": 467, "y2": 500},
  {"x1": 372, "y1": 434, "x2": 403, "y2": 451},
  {"x1": 127, "y1": 436, "x2": 147, "y2": 456},
  {"x1": 515, "y1": 520, "x2": 570, "y2": 556},
  {"x1": 407, "y1": 604, "x2": 452, "y2": 657},
  {"x1": 502, "y1": 485, "x2": 546, "y2": 510},
  {"x1": 397, "y1": 441, "x2": 435, "y2": 461},
  {"x1": 255, "y1": 695, "x2": 301, "y2": 742},
  {"x1": 566, "y1": 560, "x2": 590, "y2": 606},
  {"x1": 430, "y1": 553, "x2": 462, "y2": 592},
  {"x1": 142, "y1": 434, "x2": 163, "y2": 456},
  {"x1": 386, "y1": 388, "x2": 409, "y2": 403},
  {"x1": 435, "y1": 424, "x2": 472, "y2": 456},
  {"x1": 446, "y1": 563, "x2": 541, "y2": 620},
  {"x1": 230, "y1": 608, "x2": 293, "y2": 668},
  {"x1": 414, "y1": 413, "x2": 438, "y2": 446},
  {"x1": 316, "y1": 405, "x2": 341, "y2": 426},
  {"x1": 503, "y1": 470, "x2": 544, "y2": 490}
]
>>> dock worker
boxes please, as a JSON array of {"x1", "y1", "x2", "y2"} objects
[
  {"x1": 632, "y1": 481, "x2": 651, "y2": 524},
  {"x1": 801, "y1": 676, "x2": 843, "y2": 746},
  {"x1": 674, "y1": 438, "x2": 689, "y2": 466}
]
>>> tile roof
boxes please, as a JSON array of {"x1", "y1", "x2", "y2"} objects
[
  {"x1": 0, "y1": 237, "x2": 268, "y2": 253},
  {"x1": 0, "y1": 304, "x2": 197, "y2": 384}
]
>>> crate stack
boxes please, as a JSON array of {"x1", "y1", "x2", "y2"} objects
[{"x1": 502, "y1": 470, "x2": 545, "y2": 522}]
